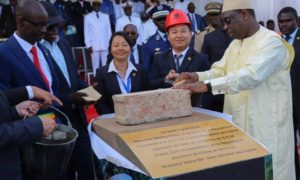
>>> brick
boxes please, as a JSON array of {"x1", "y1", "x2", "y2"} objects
[{"x1": 113, "y1": 89, "x2": 193, "y2": 125}]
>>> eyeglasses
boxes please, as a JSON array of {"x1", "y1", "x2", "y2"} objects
[
  {"x1": 221, "y1": 13, "x2": 238, "y2": 26},
  {"x1": 23, "y1": 17, "x2": 49, "y2": 28}
]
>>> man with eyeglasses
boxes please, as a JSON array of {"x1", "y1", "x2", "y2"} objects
[
  {"x1": 174, "y1": 0, "x2": 295, "y2": 179},
  {"x1": 141, "y1": 4, "x2": 171, "y2": 72},
  {"x1": 278, "y1": 7, "x2": 300, "y2": 179},
  {"x1": 0, "y1": 0, "x2": 59, "y2": 94}
]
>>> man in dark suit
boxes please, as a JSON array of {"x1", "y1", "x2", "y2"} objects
[
  {"x1": 0, "y1": 0, "x2": 17, "y2": 38},
  {"x1": 69, "y1": 0, "x2": 92, "y2": 46},
  {"x1": 0, "y1": 0, "x2": 59, "y2": 94},
  {"x1": 278, "y1": 6, "x2": 300, "y2": 178},
  {"x1": 187, "y1": 2, "x2": 205, "y2": 32},
  {"x1": 40, "y1": 2, "x2": 95, "y2": 179},
  {"x1": 201, "y1": 23, "x2": 232, "y2": 112},
  {"x1": 149, "y1": 9, "x2": 210, "y2": 107},
  {"x1": 0, "y1": 86, "x2": 60, "y2": 180}
]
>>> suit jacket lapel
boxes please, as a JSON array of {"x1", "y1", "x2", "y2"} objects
[
  {"x1": 166, "y1": 51, "x2": 177, "y2": 71},
  {"x1": 57, "y1": 40, "x2": 77, "y2": 90},
  {"x1": 108, "y1": 71, "x2": 122, "y2": 94},
  {"x1": 293, "y1": 29, "x2": 300, "y2": 48},
  {"x1": 179, "y1": 48, "x2": 193, "y2": 72},
  {"x1": 9, "y1": 37, "x2": 49, "y2": 90}
]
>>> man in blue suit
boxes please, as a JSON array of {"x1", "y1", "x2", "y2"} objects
[
  {"x1": 0, "y1": 86, "x2": 60, "y2": 180},
  {"x1": 141, "y1": 4, "x2": 171, "y2": 72},
  {"x1": 0, "y1": 0, "x2": 59, "y2": 94},
  {"x1": 187, "y1": 2, "x2": 205, "y2": 33},
  {"x1": 40, "y1": 2, "x2": 96, "y2": 179}
]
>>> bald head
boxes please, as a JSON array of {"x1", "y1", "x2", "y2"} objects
[
  {"x1": 15, "y1": 0, "x2": 49, "y2": 44},
  {"x1": 15, "y1": 0, "x2": 47, "y2": 18}
]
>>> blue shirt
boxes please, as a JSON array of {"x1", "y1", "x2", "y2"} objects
[{"x1": 41, "y1": 37, "x2": 71, "y2": 87}]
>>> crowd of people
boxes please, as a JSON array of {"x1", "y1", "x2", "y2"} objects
[{"x1": 0, "y1": 0, "x2": 299, "y2": 180}]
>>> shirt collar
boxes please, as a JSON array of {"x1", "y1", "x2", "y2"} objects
[
  {"x1": 287, "y1": 27, "x2": 298, "y2": 39},
  {"x1": 108, "y1": 60, "x2": 137, "y2": 79},
  {"x1": 172, "y1": 46, "x2": 189, "y2": 58},
  {"x1": 40, "y1": 36, "x2": 60, "y2": 46},
  {"x1": 14, "y1": 32, "x2": 37, "y2": 53}
]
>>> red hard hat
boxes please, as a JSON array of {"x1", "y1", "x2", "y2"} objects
[{"x1": 165, "y1": 9, "x2": 191, "y2": 30}]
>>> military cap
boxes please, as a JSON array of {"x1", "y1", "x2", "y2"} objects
[
  {"x1": 148, "y1": 4, "x2": 171, "y2": 19},
  {"x1": 122, "y1": 2, "x2": 132, "y2": 9},
  {"x1": 205, "y1": 2, "x2": 222, "y2": 14}
]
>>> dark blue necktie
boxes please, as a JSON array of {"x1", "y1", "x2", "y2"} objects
[
  {"x1": 190, "y1": 14, "x2": 196, "y2": 32},
  {"x1": 174, "y1": 54, "x2": 183, "y2": 72},
  {"x1": 130, "y1": 49, "x2": 135, "y2": 64},
  {"x1": 285, "y1": 34, "x2": 291, "y2": 42}
]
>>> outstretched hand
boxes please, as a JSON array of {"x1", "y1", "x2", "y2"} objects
[
  {"x1": 31, "y1": 86, "x2": 62, "y2": 108},
  {"x1": 173, "y1": 81, "x2": 208, "y2": 94},
  {"x1": 173, "y1": 72, "x2": 199, "y2": 85}
]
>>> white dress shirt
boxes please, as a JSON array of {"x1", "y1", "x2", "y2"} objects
[{"x1": 108, "y1": 60, "x2": 137, "y2": 94}]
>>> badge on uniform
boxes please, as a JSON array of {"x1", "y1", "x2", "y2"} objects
[
  {"x1": 188, "y1": 57, "x2": 191, "y2": 61},
  {"x1": 154, "y1": 48, "x2": 161, "y2": 54},
  {"x1": 132, "y1": 73, "x2": 136, "y2": 77},
  {"x1": 297, "y1": 36, "x2": 300, "y2": 40},
  {"x1": 156, "y1": 34, "x2": 160, "y2": 41}
]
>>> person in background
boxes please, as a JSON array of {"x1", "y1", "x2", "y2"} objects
[
  {"x1": 41, "y1": 2, "x2": 96, "y2": 179},
  {"x1": 161, "y1": 0, "x2": 174, "y2": 9},
  {"x1": 258, "y1": 20, "x2": 264, "y2": 26},
  {"x1": 140, "y1": 8, "x2": 157, "y2": 43},
  {"x1": 141, "y1": 4, "x2": 171, "y2": 72},
  {"x1": 94, "y1": 32, "x2": 147, "y2": 115},
  {"x1": 115, "y1": 2, "x2": 144, "y2": 45},
  {"x1": 174, "y1": 0, "x2": 189, "y2": 13},
  {"x1": 130, "y1": 0, "x2": 145, "y2": 17},
  {"x1": 69, "y1": 0, "x2": 92, "y2": 46},
  {"x1": 112, "y1": 0, "x2": 124, "y2": 20},
  {"x1": 266, "y1": 19, "x2": 275, "y2": 31},
  {"x1": 0, "y1": 0, "x2": 18, "y2": 38},
  {"x1": 100, "y1": 0, "x2": 116, "y2": 29},
  {"x1": 187, "y1": 2, "x2": 205, "y2": 33},
  {"x1": 194, "y1": 2, "x2": 222, "y2": 53},
  {"x1": 148, "y1": 9, "x2": 210, "y2": 107},
  {"x1": 84, "y1": 0, "x2": 112, "y2": 75},
  {"x1": 174, "y1": 0, "x2": 295, "y2": 179},
  {"x1": 0, "y1": 86, "x2": 61, "y2": 180},
  {"x1": 278, "y1": 6, "x2": 300, "y2": 179}
]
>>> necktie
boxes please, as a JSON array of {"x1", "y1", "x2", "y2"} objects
[
  {"x1": 130, "y1": 49, "x2": 135, "y2": 64},
  {"x1": 285, "y1": 34, "x2": 291, "y2": 42},
  {"x1": 30, "y1": 46, "x2": 50, "y2": 90},
  {"x1": 190, "y1": 14, "x2": 196, "y2": 32},
  {"x1": 174, "y1": 54, "x2": 183, "y2": 72},
  {"x1": 128, "y1": 16, "x2": 131, "y2": 22},
  {"x1": 96, "y1": 12, "x2": 99, "y2": 18}
]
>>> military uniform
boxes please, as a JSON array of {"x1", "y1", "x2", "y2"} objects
[
  {"x1": 141, "y1": 31, "x2": 171, "y2": 72},
  {"x1": 193, "y1": 2, "x2": 222, "y2": 53},
  {"x1": 194, "y1": 25, "x2": 216, "y2": 53}
]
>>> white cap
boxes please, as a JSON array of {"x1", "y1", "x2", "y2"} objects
[{"x1": 222, "y1": 0, "x2": 253, "y2": 13}]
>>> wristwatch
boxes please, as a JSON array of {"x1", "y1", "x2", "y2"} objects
[{"x1": 205, "y1": 82, "x2": 212, "y2": 93}]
